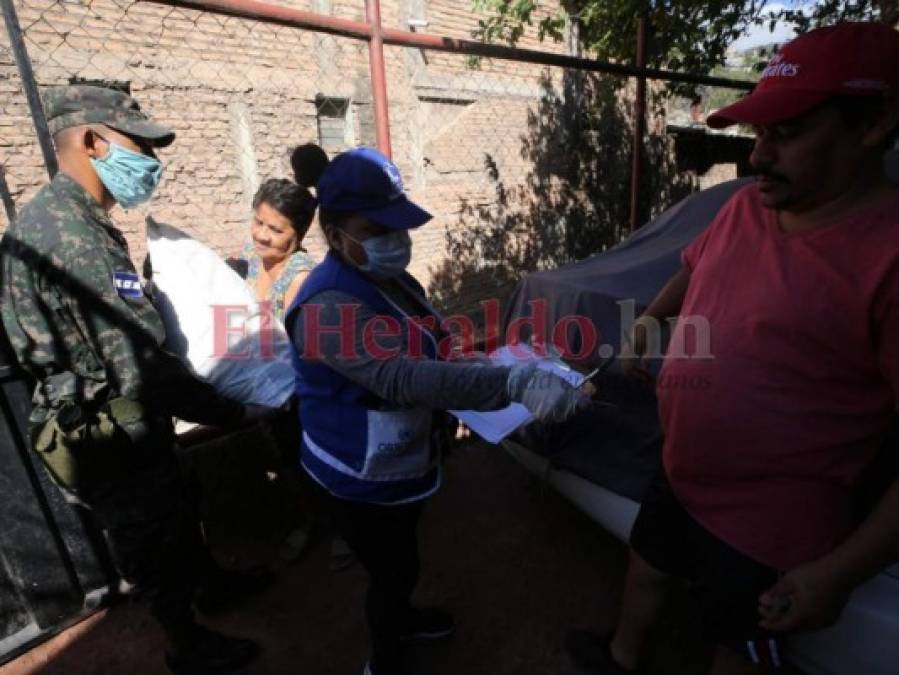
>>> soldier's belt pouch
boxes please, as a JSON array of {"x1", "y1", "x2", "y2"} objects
[{"x1": 31, "y1": 398, "x2": 151, "y2": 489}]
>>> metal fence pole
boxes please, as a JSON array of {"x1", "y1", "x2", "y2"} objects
[
  {"x1": 365, "y1": 0, "x2": 392, "y2": 158},
  {"x1": 1, "y1": 0, "x2": 57, "y2": 179},
  {"x1": 149, "y1": 0, "x2": 755, "y2": 92},
  {"x1": 629, "y1": 16, "x2": 647, "y2": 234},
  {"x1": 0, "y1": 165, "x2": 15, "y2": 222}
]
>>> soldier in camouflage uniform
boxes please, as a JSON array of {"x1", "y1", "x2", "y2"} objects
[{"x1": 0, "y1": 85, "x2": 266, "y2": 674}]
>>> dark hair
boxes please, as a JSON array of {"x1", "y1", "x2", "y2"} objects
[
  {"x1": 829, "y1": 95, "x2": 899, "y2": 147},
  {"x1": 289, "y1": 144, "x2": 358, "y2": 244},
  {"x1": 830, "y1": 95, "x2": 882, "y2": 127},
  {"x1": 290, "y1": 143, "x2": 330, "y2": 188},
  {"x1": 252, "y1": 178, "x2": 316, "y2": 237}
]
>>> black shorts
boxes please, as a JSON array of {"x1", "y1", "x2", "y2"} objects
[{"x1": 630, "y1": 470, "x2": 787, "y2": 668}]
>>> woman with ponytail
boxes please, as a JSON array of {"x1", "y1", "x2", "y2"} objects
[{"x1": 238, "y1": 143, "x2": 327, "y2": 320}]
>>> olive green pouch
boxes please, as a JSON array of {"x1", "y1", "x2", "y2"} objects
[{"x1": 30, "y1": 399, "x2": 150, "y2": 493}]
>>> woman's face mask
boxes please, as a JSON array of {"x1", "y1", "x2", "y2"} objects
[
  {"x1": 343, "y1": 229, "x2": 412, "y2": 279},
  {"x1": 90, "y1": 134, "x2": 163, "y2": 208}
]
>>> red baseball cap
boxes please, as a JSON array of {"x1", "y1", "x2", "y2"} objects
[{"x1": 707, "y1": 22, "x2": 899, "y2": 129}]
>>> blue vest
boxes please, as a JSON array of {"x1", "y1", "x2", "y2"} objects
[{"x1": 286, "y1": 251, "x2": 441, "y2": 504}]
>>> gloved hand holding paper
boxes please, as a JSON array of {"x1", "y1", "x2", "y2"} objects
[
  {"x1": 506, "y1": 361, "x2": 590, "y2": 422},
  {"x1": 450, "y1": 344, "x2": 592, "y2": 443}
]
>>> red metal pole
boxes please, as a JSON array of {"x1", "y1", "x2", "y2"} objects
[
  {"x1": 365, "y1": 0, "x2": 392, "y2": 158},
  {"x1": 144, "y1": 0, "x2": 755, "y2": 93},
  {"x1": 150, "y1": 0, "x2": 375, "y2": 39},
  {"x1": 379, "y1": 25, "x2": 750, "y2": 90},
  {"x1": 629, "y1": 16, "x2": 647, "y2": 234}
]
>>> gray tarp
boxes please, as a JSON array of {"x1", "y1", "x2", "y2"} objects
[
  {"x1": 503, "y1": 178, "x2": 751, "y2": 363},
  {"x1": 503, "y1": 178, "x2": 751, "y2": 500}
]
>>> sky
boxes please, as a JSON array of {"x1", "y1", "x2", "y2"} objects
[{"x1": 730, "y1": 1, "x2": 814, "y2": 51}]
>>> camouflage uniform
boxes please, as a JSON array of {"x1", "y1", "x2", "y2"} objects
[{"x1": 0, "y1": 86, "x2": 242, "y2": 640}]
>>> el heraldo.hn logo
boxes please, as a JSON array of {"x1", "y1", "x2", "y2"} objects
[{"x1": 761, "y1": 53, "x2": 801, "y2": 79}]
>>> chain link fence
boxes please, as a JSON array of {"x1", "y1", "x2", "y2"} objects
[
  {"x1": 1, "y1": 0, "x2": 755, "y2": 321},
  {"x1": 1, "y1": 0, "x2": 376, "y2": 265}
]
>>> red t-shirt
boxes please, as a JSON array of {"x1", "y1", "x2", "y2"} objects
[{"x1": 659, "y1": 184, "x2": 899, "y2": 571}]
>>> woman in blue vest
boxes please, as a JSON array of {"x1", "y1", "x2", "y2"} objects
[{"x1": 285, "y1": 147, "x2": 588, "y2": 675}]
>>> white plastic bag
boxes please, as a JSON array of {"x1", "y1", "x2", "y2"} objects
[{"x1": 146, "y1": 217, "x2": 295, "y2": 408}]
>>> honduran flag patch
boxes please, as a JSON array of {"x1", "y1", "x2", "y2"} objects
[{"x1": 112, "y1": 271, "x2": 143, "y2": 299}]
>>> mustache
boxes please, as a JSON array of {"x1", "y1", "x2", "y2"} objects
[{"x1": 754, "y1": 167, "x2": 790, "y2": 183}]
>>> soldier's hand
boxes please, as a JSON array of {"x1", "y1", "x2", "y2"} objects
[{"x1": 240, "y1": 404, "x2": 282, "y2": 425}]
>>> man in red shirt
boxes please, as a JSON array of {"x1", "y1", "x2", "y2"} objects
[{"x1": 568, "y1": 22, "x2": 899, "y2": 674}]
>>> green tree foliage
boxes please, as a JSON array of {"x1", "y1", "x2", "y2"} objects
[
  {"x1": 772, "y1": 1, "x2": 896, "y2": 33},
  {"x1": 473, "y1": 1, "x2": 895, "y2": 79},
  {"x1": 432, "y1": 1, "x2": 896, "y2": 317}
]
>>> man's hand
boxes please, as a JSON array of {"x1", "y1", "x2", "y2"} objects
[
  {"x1": 758, "y1": 559, "x2": 851, "y2": 633},
  {"x1": 621, "y1": 316, "x2": 655, "y2": 383},
  {"x1": 620, "y1": 266, "x2": 691, "y2": 383}
]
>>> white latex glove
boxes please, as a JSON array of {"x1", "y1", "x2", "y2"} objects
[{"x1": 506, "y1": 362, "x2": 591, "y2": 423}]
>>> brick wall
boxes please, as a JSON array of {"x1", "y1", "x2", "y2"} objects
[{"x1": 1, "y1": 0, "x2": 375, "y2": 265}]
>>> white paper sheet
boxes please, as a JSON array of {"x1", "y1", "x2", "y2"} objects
[{"x1": 449, "y1": 344, "x2": 586, "y2": 444}]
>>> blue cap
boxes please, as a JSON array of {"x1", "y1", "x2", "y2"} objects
[{"x1": 317, "y1": 146, "x2": 432, "y2": 230}]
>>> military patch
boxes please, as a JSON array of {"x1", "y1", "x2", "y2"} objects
[{"x1": 112, "y1": 271, "x2": 143, "y2": 299}]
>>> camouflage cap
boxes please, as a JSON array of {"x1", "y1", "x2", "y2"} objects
[{"x1": 42, "y1": 85, "x2": 175, "y2": 147}]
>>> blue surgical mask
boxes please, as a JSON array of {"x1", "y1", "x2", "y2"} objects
[
  {"x1": 345, "y1": 230, "x2": 412, "y2": 279},
  {"x1": 91, "y1": 139, "x2": 162, "y2": 208}
]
